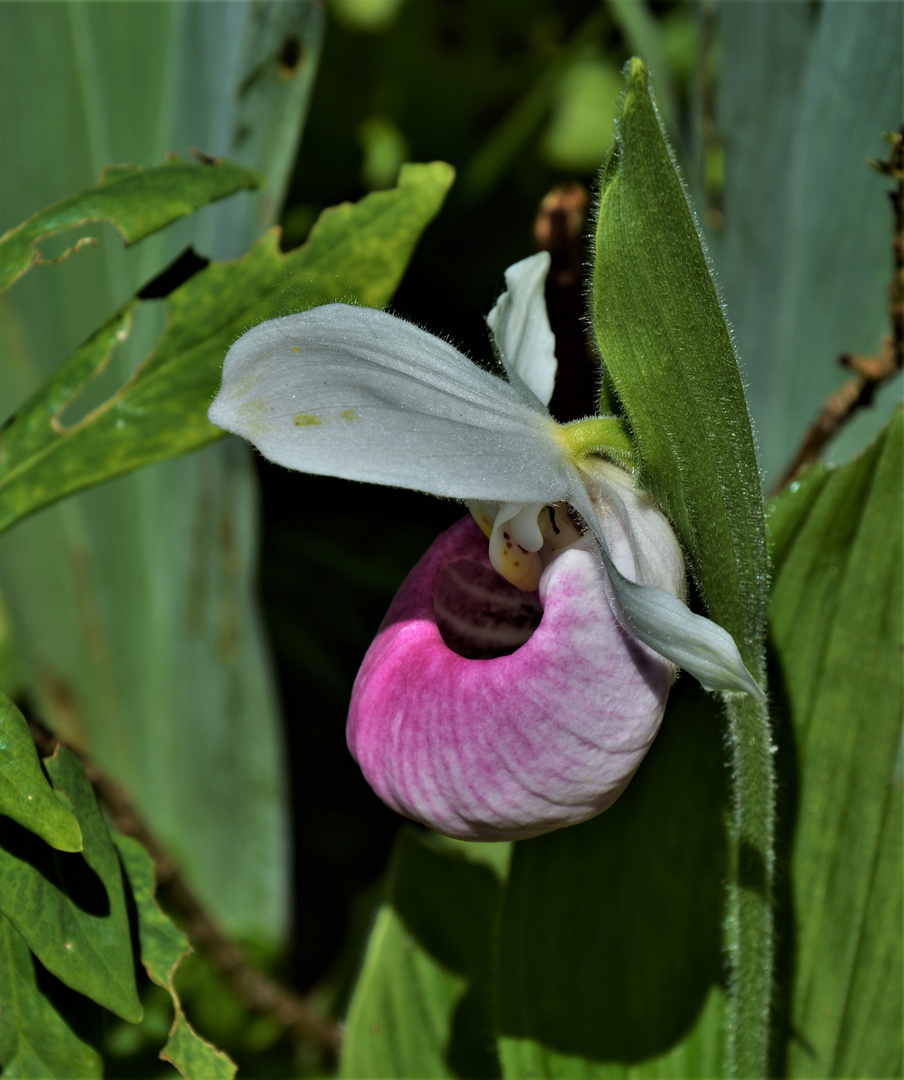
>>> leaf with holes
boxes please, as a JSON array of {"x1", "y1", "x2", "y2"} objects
[
  {"x1": 114, "y1": 834, "x2": 236, "y2": 1080},
  {"x1": 0, "y1": 161, "x2": 455, "y2": 534},
  {"x1": 0, "y1": 158, "x2": 262, "y2": 292}
]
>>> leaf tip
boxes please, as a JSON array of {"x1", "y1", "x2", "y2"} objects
[{"x1": 626, "y1": 56, "x2": 649, "y2": 92}]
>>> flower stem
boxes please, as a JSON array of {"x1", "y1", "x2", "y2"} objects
[
  {"x1": 724, "y1": 692, "x2": 775, "y2": 1078},
  {"x1": 560, "y1": 415, "x2": 636, "y2": 468}
]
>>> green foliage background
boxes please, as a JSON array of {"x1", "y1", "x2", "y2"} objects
[{"x1": 0, "y1": 1, "x2": 900, "y2": 1078}]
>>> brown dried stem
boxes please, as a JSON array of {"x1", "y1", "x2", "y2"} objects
[
  {"x1": 773, "y1": 127, "x2": 903, "y2": 495},
  {"x1": 30, "y1": 724, "x2": 342, "y2": 1057}
]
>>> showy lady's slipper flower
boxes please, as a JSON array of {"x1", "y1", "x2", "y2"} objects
[{"x1": 209, "y1": 253, "x2": 763, "y2": 840}]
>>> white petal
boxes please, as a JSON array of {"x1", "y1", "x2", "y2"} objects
[
  {"x1": 208, "y1": 304, "x2": 577, "y2": 504},
  {"x1": 486, "y1": 252, "x2": 558, "y2": 407},
  {"x1": 578, "y1": 458, "x2": 685, "y2": 597},
  {"x1": 566, "y1": 473, "x2": 765, "y2": 700}
]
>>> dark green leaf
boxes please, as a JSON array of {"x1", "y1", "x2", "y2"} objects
[
  {"x1": 769, "y1": 409, "x2": 903, "y2": 1078},
  {"x1": 0, "y1": 158, "x2": 263, "y2": 292},
  {"x1": 592, "y1": 58, "x2": 772, "y2": 1076},
  {"x1": 341, "y1": 830, "x2": 509, "y2": 1079},
  {"x1": 593, "y1": 57, "x2": 766, "y2": 656},
  {"x1": 496, "y1": 681, "x2": 728, "y2": 1078},
  {"x1": 0, "y1": 747, "x2": 142, "y2": 1021},
  {"x1": 0, "y1": 691, "x2": 81, "y2": 852},
  {"x1": 115, "y1": 834, "x2": 236, "y2": 1080},
  {"x1": 0, "y1": 913, "x2": 102, "y2": 1079},
  {"x1": 0, "y1": 161, "x2": 455, "y2": 533}
]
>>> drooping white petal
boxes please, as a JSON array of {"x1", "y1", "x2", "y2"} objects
[
  {"x1": 208, "y1": 304, "x2": 577, "y2": 505},
  {"x1": 565, "y1": 465, "x2": 765, "y2": 701},
  {"x1": 486, "y1": 252, "x2": 558, "y2": 407}
]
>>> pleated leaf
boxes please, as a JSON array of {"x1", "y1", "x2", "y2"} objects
[
  {"x1": 768, "y1": 409, "x2": 902, "y2": 1078},
  {"x1": 0, "y1": 0, "x2": 308, "y2": 948}
]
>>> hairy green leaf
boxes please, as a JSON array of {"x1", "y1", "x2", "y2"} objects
[
  {"x1": 593, "y1": 58, "x2": 766, "y2": 656},
  {"x1": 341, "y1": 830, "x2": 508, "y2": 1080},
  {"x1": 0, "y1": 747, "x2": 142, "y2": 1021},
  {"x1": 0, "y1": 158, "x2": 262, "y2": 293},
  {"x1": 0, "y1": 914, "x2": 102, "y2": 1079},
  {"x1": 115, "y1": 834, "x2": 236, "y2": 1080},
  {"x1": 592, "y1": 58, "x2": 772, "y2": 1076},
  {"x1": 0, "y1": 691, "x2": 81, "y2": 852},
  {"x1": 0, "y1": 161, "x2": 455, "y2": 534},
  {"x1": 769, "y1": 409, "x2": 902, "y2": 1078}
]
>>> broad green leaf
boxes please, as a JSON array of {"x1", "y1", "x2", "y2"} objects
[
  {"x1": 592, "y1": 59, "x2": 771, "y2": 1076},
  {"x1": 712, "y1": 1, "x2": 902, "y2": 486},
  {"x1": 0, "y1": 161, "x2": 455, "y2": 534},
  {"x1": 0, "y1": 0, "x2": 324, "y2": 950},
  {"x1": 0, "y1": 158, "x2": 263, "y2": 292},
  {"x1": 593, "y1": 58, "x2": 766, "y2": 657},
  {"x1": 115, "y1": 834, "x2": 236, "y2": 1080},
  {"x1": 0, "y1": 746, "x2": 142, "y2": 1022},
  {"x1": 768, "y1": 409, "x2": 903, "y2": 1078},
  {"x1": 0, "y1": 913, "x2": 102, "y2": 1079},
  {"x1": 496, "y1": 681, "x2": 728, "y2": 1079},
  {"x1": 0, "y1": 690, "x2": 81, "y2": 852},
  {"x1": 341, "y1": 830, "x2": 509, "y2": 1079}
]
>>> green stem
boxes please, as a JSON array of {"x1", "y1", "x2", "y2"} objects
[
  {"x1": 560, "y1": 416, "x2": 636, "y2": 468},
  {"x1": 725, "y1": 692, "x2": 775, "y2": 1078}
]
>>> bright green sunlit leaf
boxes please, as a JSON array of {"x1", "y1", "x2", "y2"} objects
[
  {"x1": 0, "y1": 690, "x2": 82, "y2": 852},
  {"x1": 0, "y1": 161, "x2": 455, "y2": 534}
]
